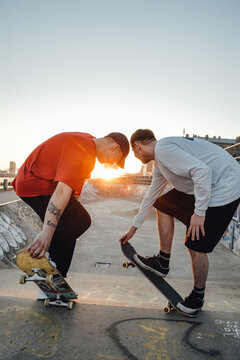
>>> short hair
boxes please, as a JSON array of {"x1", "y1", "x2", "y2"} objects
[{"x1": 130, "y1": 129, "x2": 156, "y2": 148}]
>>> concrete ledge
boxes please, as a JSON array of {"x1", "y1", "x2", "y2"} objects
[{"x1": 0, "y1": 200, "x2": 41, "y2": 268}]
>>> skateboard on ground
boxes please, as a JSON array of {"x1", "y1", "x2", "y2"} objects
[
  {"x1": 121, "y1": 242, "x2": 197, "y2": 317},
  {"x1": 16, "y1": 249, "x2": 77, "y2": 309}
]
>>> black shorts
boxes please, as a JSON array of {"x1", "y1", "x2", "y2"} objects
[{"x1": 153, "y1": 189, "x2": 240, "y2": 253}]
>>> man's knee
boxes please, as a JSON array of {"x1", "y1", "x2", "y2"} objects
[
  {"x1": 154, "y1": 197, "x2": 183, "y2": 224},
  {"x1": 153, "y1": 198, "x2": 167, "y2": 213},
  {"x1": 156, "y1": 209, "x2": 173, "y2": 219},
  {"x1": 75, "y1": 209, "x2": 91, "y2": 237},
  {"x1": 60, "y1": 202, "x2": 92, "y2": 238},
  {"x1": 188, "y1": 248, "x2": 207, "y2": 259}
]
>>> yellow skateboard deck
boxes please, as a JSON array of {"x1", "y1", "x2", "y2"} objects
[{"x1": 16, "y1": 249, "x2": 77, "y2": 309}]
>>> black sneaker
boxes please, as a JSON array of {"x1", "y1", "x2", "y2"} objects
[
  {"x1": 176, "y1": 291, "x2": 204, "y2": 316},
  {"x1": 134, "y1": 254, "x2": 169, "y2": 278}
]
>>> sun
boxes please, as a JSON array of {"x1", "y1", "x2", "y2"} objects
[
  {"x1": 91, "y1": 161, "x2": 124, "y2": 179},
  {"x1": 98, "y1": 168, "x2": 122, "y2": 180}
]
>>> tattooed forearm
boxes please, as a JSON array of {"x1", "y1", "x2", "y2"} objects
[
  {"x1": 47, "y1": 201, "x2": 62, "y2": 221},
  {"x1": 47, "y1": 220, "x2": 57, "y2": 229}
]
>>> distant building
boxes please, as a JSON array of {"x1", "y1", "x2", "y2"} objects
[
  {"x1": 0, "y1": 170, "x2": 8, "y2": 176},
  {"x1": 9, "y1": 161, "x2": 16, "y2": 176},
  {"x1": 185, "y1": 134, "x2": 240, "y2": 162}
]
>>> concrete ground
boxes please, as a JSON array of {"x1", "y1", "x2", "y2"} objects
[
  {"x1": 0, "y1": 189, "x2": 19, "y2": 205},
  {"x1": 0, "y1": 196, "x2": 240, "y2": 360}
]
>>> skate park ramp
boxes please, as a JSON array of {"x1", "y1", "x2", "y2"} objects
[
  {"x1": 1, "y1": 186, "x2": 240, "y2": 360},
  {"x1": 0, "y1": 200, "x2": 41, "y2": 268}
]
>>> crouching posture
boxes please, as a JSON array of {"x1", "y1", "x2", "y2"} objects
[
  {"x1": 13, "y1": 131, "x2": 129, "y2": 298},
  {"x1": 120, "y1": 129, "x2": 240, "y2": 315}
]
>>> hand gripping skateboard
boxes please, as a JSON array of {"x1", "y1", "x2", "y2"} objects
[
  {"x1": 121, "y1": 242, "x2": 193, "y2": 316},
  {"x1": 16, "y1": 250, "x2": 77, "y2": 309}
]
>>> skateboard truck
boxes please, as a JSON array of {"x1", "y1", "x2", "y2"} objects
[
  {"x1": 44, "y1": 295, "x2": 74, "y2": 310},
  {"x1": 19, "y1": 268, "x2": 53, "y2": 285}
]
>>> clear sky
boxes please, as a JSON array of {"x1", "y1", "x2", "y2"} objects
[{"x1": 1, "y1": 0, "x2": 239, "y2": 174}]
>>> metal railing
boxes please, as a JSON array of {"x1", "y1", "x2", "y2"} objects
[
  {"x1": 224, "y1": 142, "x2": 240, "y2": 161},
  {"x1": 224, "y1": 142, "x2": 240, "y2": 150}
]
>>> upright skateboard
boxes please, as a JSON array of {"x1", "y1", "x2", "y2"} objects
[
  {"x1": 121, "y1": 242, "x2": 197, "y2": 317},
  {"x1": 16, "y1": 250, "x2": 77, "y2": 309}
]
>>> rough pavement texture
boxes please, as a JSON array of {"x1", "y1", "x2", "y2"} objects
[{"x1": 0, "y1": 197, "x2": 240, "y2": 360}]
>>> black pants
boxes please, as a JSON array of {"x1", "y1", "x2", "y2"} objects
[
  {"x1": 153, "y1": 189, "x2": 240, "y2": 253},
  {"x1": 20, "y1": 196, "x2": 91, "y2": 277}
]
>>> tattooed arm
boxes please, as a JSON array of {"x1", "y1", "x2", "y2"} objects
[{"x1": 27, "y1": 182, "x2": 73, "y2": 258}]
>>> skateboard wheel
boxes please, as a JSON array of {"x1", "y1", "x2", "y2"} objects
[
  {"x1": 122, "y1": 262, "x2": 129, "y2": 269},
  {"x1": 46, "y1": 274, "x2": 53, "y2": 285},
  {"x1": 19, "y1": 275, "x2": 27, "y2": 284},
  {"x1": 67, "y1": 301, "x2": 74, "y2": 310},
  {"x1": 44, "y1": 298, "x2": 50, "y2": 307},
  {"x1": 163, "y1": 306, "x2": 171, "y2": 314}
]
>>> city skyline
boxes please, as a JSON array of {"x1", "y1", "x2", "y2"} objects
[{"x1": 1, "y1": 0, "x2": 240, "y2": 174}]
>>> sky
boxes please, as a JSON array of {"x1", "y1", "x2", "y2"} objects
[{"x1": 0, "y1": 0, "x2": 240, "y2": 175}]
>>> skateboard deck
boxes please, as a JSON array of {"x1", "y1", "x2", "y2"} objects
[
  {"x1": 121, "y1": 242, "x2": 196, "y2": 316},
  {"x1": 16, "y1": 249, "x2": 77, "y2": 309}
]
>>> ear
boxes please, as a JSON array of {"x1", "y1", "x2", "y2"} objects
[
  {"x1": 111, "y1": 143, "x2": 121, "y2": 152},
  {"x1": 134, "y1": 142, "x2": 141, "y2": 151}
]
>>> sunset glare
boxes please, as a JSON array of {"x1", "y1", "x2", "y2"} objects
[{"x1": 91, "y1": 161, "x2": 125, "y2": 179}]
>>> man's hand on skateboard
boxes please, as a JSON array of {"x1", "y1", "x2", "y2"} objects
[
  {"x1": 27, "y1": 231, "x2": 51, "y2": 259},
  {"x1": 119, "y1": 226, "x2": 137, "y2": 244},
  {"x1": 187, "y1": 213, "x2": 205, "y2": 241},
  {"x1": 27, "y1": 182, "x2": 73, "y2": 259}
]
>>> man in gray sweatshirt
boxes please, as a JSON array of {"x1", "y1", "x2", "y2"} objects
[{"x1": 120, "y1": 129, "x2": 240, "y2": 316}]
